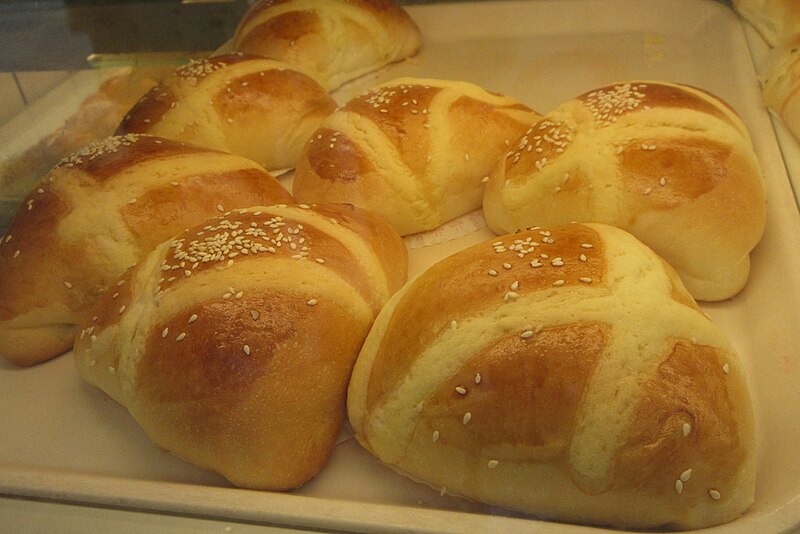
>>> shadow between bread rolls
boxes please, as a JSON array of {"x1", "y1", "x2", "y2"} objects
[
  {"x1": 73, "y1": 203, "x2": 408, "y2": 490},
  {"x1": 483, "y1": 81, "x2": 767, "y2": 302},
  {"x1": 347, "y1": 222, "x2": 755, "y2": 530},
  {"x1": 0, "y1": 134, "x2": 293, "y2": 367}
]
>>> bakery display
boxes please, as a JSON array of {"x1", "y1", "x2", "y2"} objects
[
  {"x1": 231, "y1": 0, "x2": 422, "y2": 91},
  {"x1": 483, "y1": 81, "x2": 766, "y2": 302},
  {"x1": 0, "y1": 134, "x2": 293, "y2": 367},
  {"x1": 73, "y1": 203, "x2": 408, "y2": 490},
  {"x1": 732, "y1": 0, "x2": 800, "y2": 47},
  {"x1": 116, "y1": 54, "x2": 337, "y2": 171},
  {"x1": 292, "y1": 77, "x2": 540, "y2": 236},
  {"x1": 348, "y1": 222, "x2": 756, "y2": 530}
]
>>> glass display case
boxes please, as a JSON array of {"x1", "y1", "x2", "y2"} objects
[{"x1": 2, "y1": 1, "x2": 800, "y2": 532}]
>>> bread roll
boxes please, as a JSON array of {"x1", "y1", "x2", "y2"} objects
[
  {"x1": 0, "y1": 134, "x2": 293, "y2": 367},
  {"x1": 231, "y1": 0, "x2": 422, "y2": 91},
  {"x1": 761, "y1": 33, "x2": 800, "y2": 139},
  {"x1": 732, "y1": 0, "x2": 800, "y2": 46},
  {"x1": 74, "y1": 203, "x2": 408, "y2": 490},
  {"x1": 116, "y1": 54, "x2": 337, "y2": 171},
  {"x1": 348, "y1": 222, "x2": 755, "y2": 530},
  {"x1": 293, "y1": 77, "x2": 540, "y2": 236},
  {"x1": 483, "y1": 81, "x2": 766, "y2": 302}
]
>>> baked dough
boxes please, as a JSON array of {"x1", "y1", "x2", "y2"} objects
[
  {"x1": 483, "y1": 81, "x2": 766, "y2": 301},
  {"x1": 348, "y1": 222, "x2": 755, "y2": 530},
  {"x1": 74, "y1": 203, "x2": 407, "y2": 490}
]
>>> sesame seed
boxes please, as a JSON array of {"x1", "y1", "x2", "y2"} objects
[
  {"x1": 176, "y1": 332, "x2": 186, "y2": 341},
  {"x1": 708, "y1": 489, "x2": 721, "y2": 500},
  {"x1": 521, "y1": 330, "x2": 534, "y2": 339},
  {"x1": 487, "y1": 460, "x2": 499, "y2": 469},
  {"x1": 455, "y1": 386, "x2": 467, "y2": 395},
  {"x1": 415, "y1": 401, "x2": 424, "y2": 412},
  {"x1": 553, "y1": 279, "x2": 565, "y2": 286},
  {"x1": 581, "y1": 244, "x2": 593, "y2": 249},
  {"x1": 551, "y1": 258, "x2": 564, "y2": 267},
  {"x1": 235, "y1": 291, "x2": 244, "y2": 299},
  {"x1": 64, "y1": 281, "x2": 73, "y2": 289},
  {"x1": 659, "y1": 177, "x2": 667, "y2": 186},
  {"x1": 250, "y1": 310, "x2": 260, "y2": 320},
  {"x1": 504, "y1": 291, "x2": 519, "y2": 301},
  {"x1": 307, "y1": 299, "x2": 318, "y2": 306},
  {"x1": 680, "y1": 468, "x2": 693, "y2": 482},
  {"x1": 530, "y1": 260, "x2": 542, "y2": 268},
  {"x1": 511, "y1": 280, "x2": 519, "y2": 290},
  {"x1": 502, "y1": 262, "x2": 512, "y2": 270},
  {"x1": 162, "y1": 328, "x2": 169, "y2": 338},
  {"x1": 675, "y1": 479, "x2": 684, "y2": 494},
  {"x1": 118, "y1": 305, "x2": 126, "y2": 314},
  {"x1": 243, "y1": 344, "x2": 251, "y2": 355},
  {"x1": 188, "y1": 314, "x2": 198, "y2": 323},
  {"x1": 579, "y1": 277, "x2": 593, "y2": 283},
  {"x1": 450, "y1": 320, "x2": 457, "y2": 329},
  {"x1": 723, "y1": 363, "x2": 730, "y2": 374},
  {"x1": 462, "y1": 412, "x2": 472, "y2": 424},
  {"x1": 579, "y1": 254, "x2": 588, "y2": 262},
  {"x1": 644, "y1": 187, "x2": 653, "y2": 195},
  {"x1": 474, "y1": 373, "x2": 481, "y2": 384},
  {"x1": 487, "y1": 269, "x2": 498, "y2": 277},
  {"x1": 13, "y1": 250, "x2": 20, "y2": 258},
  {"x1": 682, "y1": 422, "x2": 691, "y2": 436},
  {"x1": 432, "y1": 430, "x2": 440, "y2": 442}
]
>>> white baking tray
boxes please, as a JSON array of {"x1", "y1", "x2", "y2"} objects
[{"x1": 2, "y1": 1, "x2": 800, "y2": 532}]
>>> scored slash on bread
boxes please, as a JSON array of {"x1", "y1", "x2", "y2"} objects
[
  {"x1": 0, "y1": 134, "x2": 293, "y2": 367},
  {"x1": 347, "y1": 222, "x2": 755, "y2": 530},
  {"x1": 483, "y1": 81, "x2": 766, "y2": 302},
  {"x1": 73, "y1": 203, "x2": 408, "y2": 490}
]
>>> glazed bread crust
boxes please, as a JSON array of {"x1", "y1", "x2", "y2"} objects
[
  {"x1": 74, "y1": 203, "x2": 407, "y2": 490},
  {"x1": 116, "y1": 54, "x2": 337, "y2": 171},
  {"x1": 0, "y1": 134, "x2": 293, "y2": 366},
  {"x1": 483, "y1": 81, "x2": 766, "y2": 301},
  {"x1": 232, "y1": 0, "x2": 422, "y2": 91},
  {"x1": 293, "y1": 77, "x2": 540, "y2": 236},
  {"x1": 348, "y1": 222, "x2": 755, "y2": 530}
]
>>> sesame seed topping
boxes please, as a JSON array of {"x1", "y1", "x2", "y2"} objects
[
  {"x1": 243, "y1": 344, "x2": 251, "y2": 356},
  {"x1": 504, "y1": 291, "x2": 519, "y2": 301},
  {"x1": 250, "y1": 310, "x2": 260, "y2": 320},
  {"x1": 13, "y1": 250, "x2": 20, "y2": 259},
  {"x1": 188, "y1": 314, "x2": 198, "y2": 323},
  {"x1": 217, "y1": 204, "x2": 225, "y2": 212},
  {"x1": 675, "y1": 479, "x2": 684, "y2": 494},
  {"x1": 450, "y1": 320, "x2": 457, "y2": 329},
  {"x1": 680, "y1": 468, "x2": 693, "y2": 482},
  {"x1": 723, "y1": 363, "x2": 730, "y2": 374},
  {"x1": 162, "y1": 328, "x2": 169, "y2": 338},
  {"x1": 682, "y1": 422, "x2": 691, "y2": 436},
  {"x1": 307, "y1": 299, "x2": 318, "y2": 306},
  {"x1": 502, "y1": 262, "x2": 512, "y2": 270},
  {"x1": 63, "y1": 281, "x2": 73, "y2": 289},
  {"x1": 176, "y1": 332, "x2": 186, "y2": 342},
  {"x1": 579, "y1": 277, "x2": 593, "y2": 283},
  {"x1": 659, "y1": 177, "x2": 667, "y2": 186},
  {"x1": 462, "y1": 412, "x2": 472, "y2": 424},
  {"x1": 455, "y1": 386, "x2": 467, "y2": 395},
  {"x1": 487, "y1": 460, "x2": 499, "y2": 469},
  {"x1": 553, "y1": 279, "x2": 565, "y2": 286},
  {"x1": 520, "y1": 330, "x2": 534, "y2": 339},
  {"x1": 644, "y1": 187, "x2": 653, "y2": 195},
  {"x1": 118, "y1": 305, "x2": 126, "y2": 314},
  {"x1": 579, "y1": 254, "x2": 588, "y2": 262},
  {"x1": 708, "y1": 489, "x2": 721, "y2": 500},
  {"x1": 474, "y1": 373, "x2": 481, "y2": 384},
  {"x1": 432, "y1": 430, "x2": 440, "y2": 442},
  {"x1": 581, "y1": 243, "x2": 594, "y2": 249},
  {"x1": 487, "y1": 269, "x2": 498, "y2": 277},
  {"x1": 510, "y1": 280, "x2": 519, "y2": 290}
]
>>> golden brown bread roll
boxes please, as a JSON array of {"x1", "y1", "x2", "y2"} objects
[
  {"x1": 761, "y1": 33, "x2": 800, "y2": 139},
  {"x1": 74, "y1": 203, "x2": 408, "y2": 490},
  {"x1": 348, "y1": 222, "x2": 755, "y2": 530},
  {"x1": 292, "y1": 77, "x2": 541, "y2": 236},
  {"x1": 0, "y1": 134, "x2": 293, "y2": 367},
  {"x1": 231, "y1": 0, "x2": 422, "y2": 91},
  {"x1": 116, "y1": 54, "x2": 337, "y2": 171},
  {"x1": 483, "y1": 81, "x2": 766, "y2": 302},
  {"x1": 732, "y1": 0, "x2": 800, "y2": 46}
]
